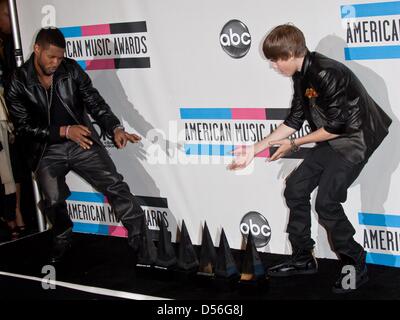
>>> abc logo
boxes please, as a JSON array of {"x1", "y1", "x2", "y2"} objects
[
  {"x1": 220, "y1": 19, "x2": 251, "y2": 58},
  {"x1": 240, "y1": 211, "x2": 271, "y2": 248}
]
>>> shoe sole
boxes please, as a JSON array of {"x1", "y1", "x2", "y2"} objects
[
  {"x1": 331, "y1": 275, "x2": 369, "y2": 294},
  {"x1": 268, "y1": 268, "x2": 318, "y2": 277}
]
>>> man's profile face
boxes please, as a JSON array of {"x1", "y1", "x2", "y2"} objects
[
  {"x1": 34, "y1": 44, "x2": 65, "y2": 76},
  {"x1": 269, "y1": 56, "x2": 298, "y2": 77}
]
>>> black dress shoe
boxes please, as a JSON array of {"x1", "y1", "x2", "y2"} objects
[
  {"x1": 49, "y1": 228, "x2": 73, "y2": 263},
  {"x1": 332, "y1": 251, "x2": 368, "y2": 293},
  {"x1": 268, "y1": 250, "x2": 318, "y2": 277}
]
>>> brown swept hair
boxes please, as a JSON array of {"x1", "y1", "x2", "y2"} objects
[{"x1": 263, "y1": 24, "x2": 307, "y2": 61}]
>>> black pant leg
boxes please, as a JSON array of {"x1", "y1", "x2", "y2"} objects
[
  {"x1": 68, "y1": 142, "x2": 144, "y2": 248},
  {"x1": 315, "y1": 147, "x2": 366, "y2": 261},
  {"x1": 35, "y1": 143, "x2": 72, "y2": 235},
  {"x1": 284, "y1": 146, "x2": 325, "y2": 250}
]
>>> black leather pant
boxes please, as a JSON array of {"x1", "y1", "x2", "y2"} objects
[
  {"x1": 35, "y1": 140, "x2": 144, "y2": 248},
  {"x1": 284, "y1": 142, "x2": 366, "y2": 262}
]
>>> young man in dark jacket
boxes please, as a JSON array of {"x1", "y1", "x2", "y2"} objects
[
  {"x1": 228, "y1": 24, "x2": 392, "y2": 293},
  {"x1": 7, "y1": 27, "x2": 147, "y2": 262}
]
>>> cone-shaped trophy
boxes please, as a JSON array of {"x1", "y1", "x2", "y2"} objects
[
  {"x1": 240, "y1": 232, "x2": 266, "y2": 282},
  {"x1": 176, "y1": 220, "x2": 199, "y2": 272},
  {"x1": 154, "y1": 216, "x2": 177, "y2": 270},
  {"x1": 136, "y1": 216, "x2": 157, "y2": 268},
  {"x1": 214, "y1": 229, "x2": 240, "y2": 279},
  {"x1": 197, "y1": 221, "x2": 217, "y2": 277}
]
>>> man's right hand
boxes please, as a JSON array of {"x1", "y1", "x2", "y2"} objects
[
  {"x1": 227, "y1": 145, "x2": 255, "y2": 170},
  {"x1": 65, "y1": 125, "x2": 93, "y2": 150}
]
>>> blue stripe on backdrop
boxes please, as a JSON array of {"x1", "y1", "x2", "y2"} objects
[
  {"x1": 184, "y1": 144, "x2": 234, "y2": 156},
  {"x1": 367, "y1": 252, "x2": 400, "y2": 267},
  {"x1": 345, "y1": 46, "x2": 400, "y2": 60},
  {"x1": 72, "y1": 222, "x2": 109, "y2": 235},
  {"x1": 67, "y1": 191, "x2": 105, "y2": 203},
  {"x1": 180, "y1": 108, "x2": 232, "y2": 119},
  {"x1": 341, "y1": 1, "x2": 400, "y2": 18},
  {"x1": 358, "y1": 213, "x2": 400, "y2": 228},
  {"x1": 76, "y1": 60, "x2": 87, "y2": 70},
  {"x1": 59, "y1": 26, "x2": 82, "y2": 38}
]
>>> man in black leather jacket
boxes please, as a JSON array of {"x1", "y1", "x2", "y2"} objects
[
  {"x1": 228, "y1": 24, "x2": 392, "y2": 293},
  {"x1": 6, "y1": 27, "x2": 147, "y2": 262}
]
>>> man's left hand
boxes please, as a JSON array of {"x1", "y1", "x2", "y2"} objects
[
  {"x1": 114, "y1": 128, "x2": 142, "y2": 149},
  {"x1": 268, "y1": 139, "x2": 291, "y2": 161}
]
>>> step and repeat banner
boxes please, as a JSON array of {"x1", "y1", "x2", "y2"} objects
[{"x1": 16, "y1": 0, "x2": 400, "y2": 267}]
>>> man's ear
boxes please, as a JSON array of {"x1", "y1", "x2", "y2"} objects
[{"x1": 33, "y1": 43, "x2": 40, "y2": 55}]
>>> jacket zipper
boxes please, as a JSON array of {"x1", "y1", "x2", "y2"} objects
[
  {"x1": 34, "y1": 85, "x2": 51, "y2": 173},
  {"x1": 35, "y1": 76, "x2": 74, "y2": 172},
  {"x1": 55, "y1": 91, "x2": 81, "y2": 125},
  {"x1": 55, "y1": 77, "x2": 102, "y2": 147},
  {"x1": 35, "y1": 76, "x2": 98, "y2": 172}
]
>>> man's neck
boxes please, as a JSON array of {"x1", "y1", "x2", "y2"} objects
[
  {"x1": 296, "y1": 56, "x2": 305, "y2": 72},
  {"x1": 37, "y1": 73, "x2": 53, "y2": 89},
  {"x1": 34, "y1": 58, "x2": 53, "y2": 88}
]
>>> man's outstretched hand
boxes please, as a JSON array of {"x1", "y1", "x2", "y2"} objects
[
  {"x1": 226, "y1": 145, "x2": 255, "y2": 171},
  {"x1": 114, "y1": 128, "x2": 141, "y2": 149}
]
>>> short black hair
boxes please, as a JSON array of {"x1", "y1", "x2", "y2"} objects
[{"x1": 35, "y1": 27, "x2": 66, "y2": 49}]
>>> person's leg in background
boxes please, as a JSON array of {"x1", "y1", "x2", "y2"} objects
[
  {"x1": 9, "y1": 139, "x2": 30, "y2": 235},
  {"x1": 0, "y1": 182, "x2": 18, "y2": 240},
  {"x1": 0, "y1": 133, "x2": 19, "y2": 240},
  {"x1": 14, "y1": 183, "x2": 25, "y2": 232}
]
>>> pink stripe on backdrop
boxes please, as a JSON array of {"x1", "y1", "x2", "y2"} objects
[
  {"x1": 255, "y1": 148, "x2": 270, "y2": 158},
  {"x1": 81, "y1": 24, "x2": 110, "y2": 36},
  {"x1": 104, "y1": 196, "x2": 109, "y2": 204},
  {"x1": 86, "y1": 59, "x2": 115, "y2": 70},
  {"x1": 108, "y1": 226, "x2": 128, "y2": 237},
  {"x1": 231, "y1": 108, "x2": 266, "y2": 120}
]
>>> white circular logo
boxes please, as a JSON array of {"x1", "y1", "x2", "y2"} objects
[
  {"x1": 240, "y1": 211, "x2": 271, "y2": 248},
  {"x1": 220, "y1": 19, "x2": 251, "y2": 58}
]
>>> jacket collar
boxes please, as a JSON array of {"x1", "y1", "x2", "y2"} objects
[
  {"x1": 292, "y1": 50, "x2": 312, "y2": 82},
  {"x1": 300, "y1": 50, "x2": 312, "y2": 78},
  {"x1": 26, "y1": 53, "x2": 69, "y2": 87}
]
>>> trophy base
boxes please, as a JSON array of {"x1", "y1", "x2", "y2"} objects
[
  {"x1": 238, "y1": 275, "x2": 268, "y2": 294},
  {"x1": 173, "y1": 267, "x2": 198, "y2": 281}
]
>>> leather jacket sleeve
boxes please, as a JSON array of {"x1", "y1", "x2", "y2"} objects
[
  {"x1": 6, "y1": 76, "x2": 50, "y2": 141},
  {"x1": 315, "y1": 68, "x2": 358, "y2": 135},
  {"x1": 284, "y1": 74, "x2": 305, "y2": 130},
  {"x1": 72, "y1": 60, "x2": 121, "y2": 136}
]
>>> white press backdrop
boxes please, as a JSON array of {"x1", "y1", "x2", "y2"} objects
[{"x1": 15, "y1": 0, "x2": 400, "y2": 266}]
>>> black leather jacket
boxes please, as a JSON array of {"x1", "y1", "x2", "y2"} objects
[
  {"x1": 6, "y1": 54, "x2": 121, "y2": 171},
  {"x1": 284, "y1": 51, "x2": 392, "y2": 164}
]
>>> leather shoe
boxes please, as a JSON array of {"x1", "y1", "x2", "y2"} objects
[
  {"x1": 332, "y1": 251, "x2": 368, "y2": 293},
  {"x1": 49, "y1": 227, "x2": 73, "y2": 263},
  {"x1": 268, "y1": 249, "x2": 318, "y2": 277}
]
